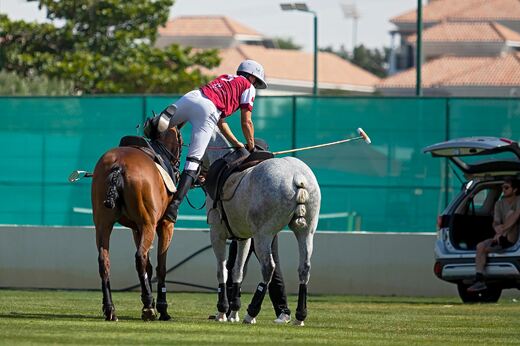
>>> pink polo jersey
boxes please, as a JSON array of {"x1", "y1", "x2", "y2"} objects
[{"x1": 200, "y1": 74, "x2": 256, "y2": 117}]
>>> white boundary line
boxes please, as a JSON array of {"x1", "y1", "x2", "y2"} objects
[{"x1": 73, "y1": 207, "x2": 356, "y2": 221}]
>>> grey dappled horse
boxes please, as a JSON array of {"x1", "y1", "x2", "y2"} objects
[{"x1": 204, "y1": 130, "x2": 321, "y2": 326}]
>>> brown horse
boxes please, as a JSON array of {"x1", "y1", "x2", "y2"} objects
[{"x1": 91, "y1": 124, "x2": 183, "y2": 321}]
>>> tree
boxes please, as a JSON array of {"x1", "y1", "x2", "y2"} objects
[
  {"x1": 0, "y1": 1, "x2": 220, "y2": 94},
  {"x1": 0, "y1": 71, "x2": 75, "y2": 96},
  {"x1": 350, "y1": 45, "x2": 389, "y2": 78},
  {"x1": 273, "y1": 37, "x2": 302, "y2": 50},
  {"x1": 321, "y1": 44, "x2": 389, "y2": 78}
]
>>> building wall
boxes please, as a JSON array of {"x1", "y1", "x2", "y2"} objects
[{"x1": 420, "y1": 42, "x2": 507, "y2": 61}]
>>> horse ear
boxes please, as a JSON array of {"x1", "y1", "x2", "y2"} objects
[
  {"x1": 177, "y1": 121, "x2": 187, "y2": 130},
  {"x1": 143, "y1": 117, "x2": 157, "y2": 139}
]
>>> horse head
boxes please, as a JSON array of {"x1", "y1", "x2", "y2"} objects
[
  {"x1": 144, "y1": 113, "x2": 183, "y2": 169},
  {"x1": 157, "y1": 125, "x2": 183, "y2": 166}
]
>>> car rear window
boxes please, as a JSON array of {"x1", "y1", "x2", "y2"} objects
[{"x1": 457, "y1": 151, "x2": 519, "y2": 165}]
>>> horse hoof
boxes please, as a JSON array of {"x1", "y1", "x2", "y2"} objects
[
  {"x1": 141, "y1": 307, "x2": 157, "y2": 321},
  {"x1": 159, "y1": 313, "x2": 172, "y2": 321},
  {"x1": 103, "y1": 306, "x2": 118, "y2": 321},
  {"x1": 242, "y1": 313, "x2": 256, "y2": 324},
  {"x1": 228, "y1": 311, "x2": 240, "y2": 323},
  {"x1": 104, "y1": 313, "x2": 118, "y2": 322},
  {"x1": 215, "y1": 312, "x2": 227, "y2": 322},
  {"x1": 292, "y1": 319, "x2": 305, "y2": 326}
]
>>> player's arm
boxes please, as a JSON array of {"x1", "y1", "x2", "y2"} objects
[
  {"x1": 240, "y1": 108, "x2": 254, "y2": 151},
  {"x1": 217, "y1": 118, "x2": 244, "y2": 148}
]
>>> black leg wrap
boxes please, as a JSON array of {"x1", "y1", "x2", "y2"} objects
[
  {"x1": 229, "y1": 283, "x2": 242, "y2": 311},
  {"x1": 138, "y1": 276, "x2": 154, "y2": 308},
  {"x1": 101, "y1": 280, "x2": 117, "y2": 321},
  {"x1": 157, "y1": 284, "x2": 167, "y2": 305},
  {"x1": 101, "y1": 280, "x2": 113, "y2": 308},
  {"x1": 156, "y1": 283, "x2": 167, "y2": 311},
  {"x1": 246, "y1": 282, "x2": 268, "y2": 318},
  {"x1": 217, "y1": 283, "x2": 229, "y2": 313},
  {"x1": 156, "y1": 284, "x2": 171, "y2": 321},
  {"x1": 295, "y1": 284, "x2": 308, "y2": 322}
]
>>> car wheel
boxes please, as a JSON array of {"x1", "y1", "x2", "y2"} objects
[{"x1": 457, "y1": 283, "x2": 502, "y2": 303}]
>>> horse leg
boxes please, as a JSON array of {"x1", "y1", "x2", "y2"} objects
[
  {"x1": 244, "y1": 234, "x2": 275, "y2": 324},
  {"x1": 228, "y1": 238, "x2": 251, "y2": 323},
  {"x1": 96, "y1": 224, "x2": 118, "y2": 321},
  {"x1": 210, "y1": 226, "x2": 229, "y2": 322},
  {"x1": 293, "y1": 230, "x2": 314, "y2": 326},
  {"x1": 156, "y1": 220, "x2": 174, "y2": 321},
  {"x1": 134, "y1": 225, "x2": 157, "y2": 321}
]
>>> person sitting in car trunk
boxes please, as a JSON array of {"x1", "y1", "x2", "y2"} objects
[{"x1": 468, "y1": 176, "x2": 520, "y2": 293}]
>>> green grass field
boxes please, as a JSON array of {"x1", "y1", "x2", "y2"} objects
[{"x1": 1, "y1": 289, "x2": 520, "y2": 345}]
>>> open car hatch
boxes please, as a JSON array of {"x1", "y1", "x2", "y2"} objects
[{"x1": 423, "y1": 137, "x2": 520, "y2": 176}]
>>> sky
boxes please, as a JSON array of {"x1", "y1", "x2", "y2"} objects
[{"x1": 0, "y1": 0, "x2": 417, "y2": 52}]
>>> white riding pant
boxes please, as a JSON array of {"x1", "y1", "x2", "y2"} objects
[{"x1": 168, "y1": 90, "x2": 221, "y2": 171}]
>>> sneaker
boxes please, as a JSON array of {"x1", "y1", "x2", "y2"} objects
[
  {"x1": 467, "y1": 281, "x2": 487, "y2": 293},
  {"x1": 274, "y1": 312, "x2": 291, "y2": 324}
]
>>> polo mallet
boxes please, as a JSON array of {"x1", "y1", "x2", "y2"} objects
[
  {"x1": 68, "y1": 170, "x2": 93, "y2": 183},
  {"x1": 273, "y1": 127, "x2": 371, "y2": 155}
]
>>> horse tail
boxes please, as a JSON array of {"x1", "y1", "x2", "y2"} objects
[
  {"x1": 103, "y1": 166, "x2": 124, "y2": 209},
  {"x1": 289, "y1": 174, "x2": 309, "y2": 231}
]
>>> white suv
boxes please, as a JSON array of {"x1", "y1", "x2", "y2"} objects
[{"x1": 424, "y1": 137, "x2": 520, "y2": 303}]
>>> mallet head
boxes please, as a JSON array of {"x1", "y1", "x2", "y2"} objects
[
  {"x1": 68, "y1": 170, "x2": 91, "y2": 183},
  {"x1": 357, "y1": 128, "x2": 371, "y2": 144}
]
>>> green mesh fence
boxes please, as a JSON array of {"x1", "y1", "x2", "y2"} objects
[{"x1": 1, "y1": 96, "x2": 519, "y2": 232}]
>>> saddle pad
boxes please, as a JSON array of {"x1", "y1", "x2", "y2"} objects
[
  {"x1": 220, "y1": 167, "x2": 253, "y2": 201},
  {"x1": 155, "y1": 163, "x2": 176, "y2": 193}
]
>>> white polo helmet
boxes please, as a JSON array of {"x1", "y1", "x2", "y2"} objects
[{"x1": 237, "y1": 60, "x2": 267, "y2": 89}]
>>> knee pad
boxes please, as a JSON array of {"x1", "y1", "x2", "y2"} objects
[{"x1": 185, "y1": 156, "x2": 203, "y2": 175}]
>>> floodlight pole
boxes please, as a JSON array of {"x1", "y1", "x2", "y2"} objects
[
  {"x1": 281, "y1": 3, "x2": 318, "y2": 96},
  {"x1": 312, "y1": 12, "x2": 318, "y2": 96},
  {"x1": 416, "y1": 0, "x2": 423, "y2": 96}
]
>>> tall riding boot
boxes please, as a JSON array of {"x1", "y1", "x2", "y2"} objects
[{"x1": 164, "y1": 170, "x2": 197, "y2": 223}]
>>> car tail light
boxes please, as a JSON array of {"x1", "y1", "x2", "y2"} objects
[
  {"x1": 437, "y1": 215, "x2": 449, "y2": 229},
  {"x1": 433, "y1": 261, "x2": 443, "y2": 278}
]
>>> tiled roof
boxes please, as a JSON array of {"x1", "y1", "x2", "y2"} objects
[
  {"x1": 450, "y1": 0, "x2": 520, "y2": 21},
  {"x1": 444, "y1": 53, "x2": 520, "y2": 85},
  {"x1": 391, "y1": 0, "x2": 520, "y2": 24},
  {"x1": 202, "y1": 45, "x2": 380, "y2": 88},
  {"x1": 377, "y1": 54, "x2": 520, "y2": 88},
  {"x1": 158, "y1": 16, "x2": 262, "y2": 37},
  {"x1": 407, "y1": 21, "x2": 520, "y2": 43}
]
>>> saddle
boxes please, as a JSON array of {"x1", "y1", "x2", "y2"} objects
[
  {"x1": 205, "y1": 147, "x2": 274, "y2": 202},
  {"x1": 119, "y1": 136, "x2": 180, "y2": 191}
]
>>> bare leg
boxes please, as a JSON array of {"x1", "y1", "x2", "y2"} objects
[{"x1": 475, "y1": 238, "x2": 495, "y2": 274}]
